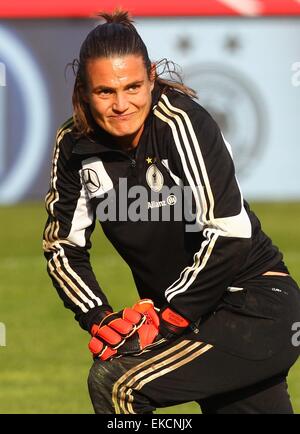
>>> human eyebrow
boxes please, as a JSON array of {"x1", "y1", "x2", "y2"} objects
[
  {"x1": 92, "y1": 81, "x2": 143, "y2": 93},
  {"x1": 92, "y1": 85, "x2": 115, "y2": 93}
]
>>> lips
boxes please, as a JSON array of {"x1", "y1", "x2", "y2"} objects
[{"x1": 110, "y1": 113, "x2": 136, "y2": 120}]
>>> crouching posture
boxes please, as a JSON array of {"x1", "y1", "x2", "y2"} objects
[{"x1": 43, "y1": 11, "x2": 300, "y2": 414}]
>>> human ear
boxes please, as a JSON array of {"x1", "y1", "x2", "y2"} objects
[{"x1": 81, "y1": 86, "x2": 89, "y2": 104}]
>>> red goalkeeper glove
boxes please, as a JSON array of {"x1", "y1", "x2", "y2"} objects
[
  {"x1": 88, "y1": 307, "x2": 146, "y2": 360},
  {"x1": 121, "y1": 302, "x2": 191, "y2": 353},
  {"x1": 88, "y1": 301, "x2": 190, "y2": 360}
]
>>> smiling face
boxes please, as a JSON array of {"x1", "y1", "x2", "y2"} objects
[{"x1": 84, "y1": 55, "x2": 155, "y2": 149}]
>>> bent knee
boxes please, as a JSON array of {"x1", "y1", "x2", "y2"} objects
[
  {"x1": 88, "y1": 360, "x2": 117, "y2": 413},
  {"x1": 88, "y1": 357, "x2": 155, "y2": 414},
  {"x1": 88, "y1": 359, "x2": 113, "y2": 391}
]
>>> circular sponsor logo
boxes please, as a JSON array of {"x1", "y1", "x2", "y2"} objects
[
  {"x1": 167, "y1": 194, "x2": 177, "y2": 206},
  {"x1": 146, "y1": 164, "x2": 164, "y2": 192},
  {"x1": 82, "y1": 168, "x2": 101, "y2": 193},
  {"x1": 184, "y1": 63, "x2": 267, "y2": 178}
]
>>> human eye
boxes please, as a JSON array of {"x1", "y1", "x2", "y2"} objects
[
  {"x1": 95, "y1": 88, "x2": 113, "y2": 97},
  {"x1": 127, "y1": 84, "x2": 141, "y2": 93}
]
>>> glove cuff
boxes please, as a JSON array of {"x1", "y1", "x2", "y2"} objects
[
  {"x1": 159, "y1": 306, "x2": 190, "y2": 340},
  {"x1": 88, "y1": 308, "x2": 113, "y2": 334}
]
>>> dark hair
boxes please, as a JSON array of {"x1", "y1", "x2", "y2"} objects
[{"x1": 70, "y1": 10, "x2": 196, "y2": 136}]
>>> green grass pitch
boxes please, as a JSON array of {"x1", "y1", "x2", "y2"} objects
[{"x1": 0, "y1": 201, "x2": 299, "y2": 414}]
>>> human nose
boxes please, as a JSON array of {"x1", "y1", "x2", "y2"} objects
[{"x1": 112, "y1": 92, "x2": 129, "y2": 113}]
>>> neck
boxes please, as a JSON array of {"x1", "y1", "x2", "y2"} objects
[{"x1": 114, "y1": 125, "x2": 145, "y2": 152}]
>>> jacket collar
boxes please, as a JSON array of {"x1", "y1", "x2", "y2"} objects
[{"x1": 71, "y1": 134, "x2": 113, "y2": 156}]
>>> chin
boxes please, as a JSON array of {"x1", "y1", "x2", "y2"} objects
[
  {"x1": 109, "y1": 130, "x2": 133, "y2": 138},
  {"x1": 112, "y1": 126, "x2": 141, "y2": 138}
]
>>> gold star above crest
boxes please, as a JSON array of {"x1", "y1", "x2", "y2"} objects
[{"x1": 146, "y1": 157, "x2": 153, "y2": 164}]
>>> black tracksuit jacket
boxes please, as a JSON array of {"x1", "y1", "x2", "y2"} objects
[{"x1": 43, "y1": 84, "x2": 286, "y2": 332}]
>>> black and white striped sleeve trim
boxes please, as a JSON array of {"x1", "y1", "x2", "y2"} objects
[
  {"x1": 47, "y1": 248, "x2": 102, "y2": 313},
  {"x1": 44, "y1": 120, "x2": 103, "y2": 313}
]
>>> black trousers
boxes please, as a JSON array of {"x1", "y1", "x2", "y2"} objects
[{"x1": 88, "y1": 275, "x2": 300, "y2": 414}]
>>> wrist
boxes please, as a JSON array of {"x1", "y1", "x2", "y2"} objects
[
  {"x1": 90, "y1": 309, "x2": 114, "y2": 335},
  {"x1": 77, "y1": 305, "x2": 113, "y2": 333}
]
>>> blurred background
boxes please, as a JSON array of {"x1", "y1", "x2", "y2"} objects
[{"x1": 0, "y1": 0, "x2": 299, "y2": 414}]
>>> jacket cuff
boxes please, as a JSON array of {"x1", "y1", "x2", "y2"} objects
[{"x1": 75, "y1": 305, "x2": 113, "y2": 332}]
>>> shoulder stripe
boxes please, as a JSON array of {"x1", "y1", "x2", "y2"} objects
[
  {"x1": 154, "y1": 97, "x2": 220, "y2": 301},
  {"x1": 154, "y1": 106, "x2": 207, "y2": 226},
  {"x1": 161, "y1": 94, "x2": 215, "y2": 222}
]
